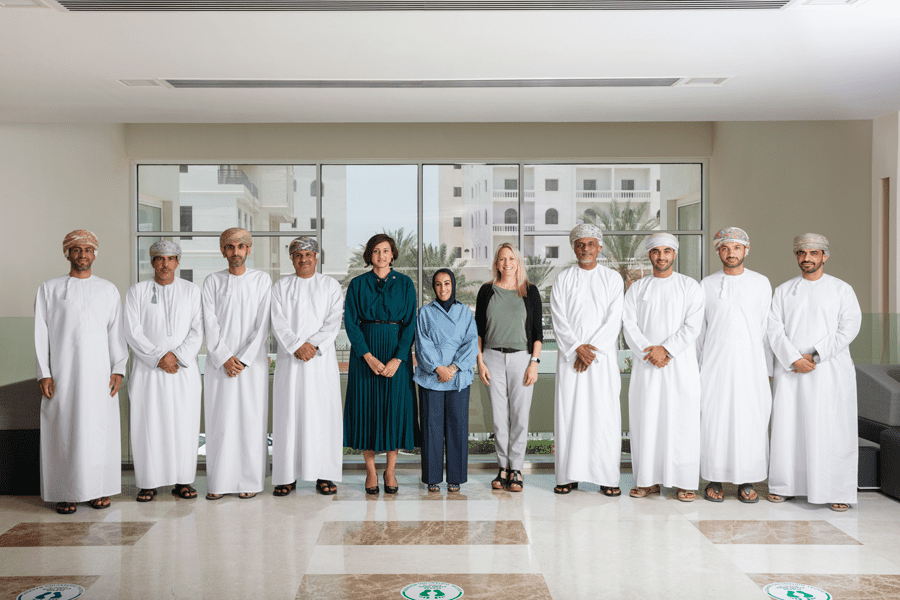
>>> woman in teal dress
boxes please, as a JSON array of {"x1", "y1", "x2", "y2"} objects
[{"x1": 344, "y1": 233, "x2": 419, "y2": 495}]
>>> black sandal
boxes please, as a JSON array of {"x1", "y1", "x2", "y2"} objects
[
  {"x1": 136, "y1": 488, "x2": 157, "y2": 502},
  {"x1": 491, "y1": 468, "x2": 510, "y2": 490},
  {"x1": 172, "y1": 484, "x2": 197, "y2": 499},
  {"x1": 507, "y1": 470, "x2": 524, "y2": 492},
  {"x1": 554, "y1": 483, "x2": 577, "y2": 495},
  {"x1": 89, "y1": 497, "x2": 111, "y2": 510},
  {"x1": 316, "y1": 479, "x2": 337, "y2": 495},
  {"x1": 704, "y1": 481, "x2": 725, "y2": 503},
  {"x1": 273, "y1": 481, "x2": 296, "y2": 497},
  {"x1": 427, "y1": 484, "x2": 440, "y2": 492},
  {"x1": 738, "y1": 483, "x2": 759, "y2": 504},
  {"x1": 447, "y1": 483, "x2": 460, "y2": 493},
  {"x1": 600, "y1": 486, "x2": 620, "y2": 497},
  {"x1": 55, "y1": 502, "x2": 76, "y2": 514}
]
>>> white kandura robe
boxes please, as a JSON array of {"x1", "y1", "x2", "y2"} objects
[
  {"x1": 623, "y1": 272, "x2": 705, "y2": 490},
  {"x1": 767, "y1": 274, "x2": 861, "y2": 505},
  {"x1": 551, "y1": 264, "x2": 624, "y2": 487},
  {"x1": 697, "y1": 269, "x2": 774, "y2": 484},
  {"x1": 201, "y1": 268, "x2": 272, "y2": 495},
  {"x1": 124, "y1": 278, "x2": 203, "y2": 489},
  {"x1": 34, "y1": 275, "x2": 128, "y2": 502},
  {"x1": 270, "y1": 272, "x2": 344, "y2": 486}
]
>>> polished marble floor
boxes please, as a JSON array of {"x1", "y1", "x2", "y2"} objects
[{"x1": 1, "y1": 470, "x2": 899, "y2": 599}]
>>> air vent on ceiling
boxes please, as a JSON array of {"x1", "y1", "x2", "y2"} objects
[
  {"x1": 58, "y1": 0, "x2": 792, "y2": 11},
  {"x1": 164, "y1": 78, "x2": 681, "y2": 89},
  {"x1": 680, "y1": 77, "x2": 734, "y2": 86},
  {"x1": 119, "y1": 79, "x2": 163, "y2": 87},
  {"x1": 0, "y1": 0, "x2": 48, "y2": 7}
]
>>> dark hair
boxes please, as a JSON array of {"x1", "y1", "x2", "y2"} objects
[{"x1": 363, "y1": 234, "x2": 399, "y2": 267}]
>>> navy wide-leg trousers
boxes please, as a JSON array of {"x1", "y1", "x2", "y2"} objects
[{"x1": 418, "y1": 386, "x2": 470, "y2": 485}]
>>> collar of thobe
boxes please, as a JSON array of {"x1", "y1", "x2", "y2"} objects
[
  {"x1": 291, "y1": 274, "x2": 312, "y2": 298},
  {"x1": 152, "y1": 281, "x2": 174, "y2": 336},
  {"x1": 224, "y1": 271, "x2": 244, "y2": 296},
  {"x1": 640, "y1": 273, "x2": 673, "y2": 302},
  {"x1": 64, "y1": 275, "x2": 91, "y2": 299},
  {"x1": 718, "y1": 272, "x2": 742, "y2": 298},
  {"x1": 790, "y1": 275, "x2": 820, "y2": 296}
]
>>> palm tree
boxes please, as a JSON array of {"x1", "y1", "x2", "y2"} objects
[{"x1": 583, "y1": 199, "x2": 659, "y2": 289}]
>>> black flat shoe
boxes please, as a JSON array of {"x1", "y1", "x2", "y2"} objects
[{"x1": 383, "y1": 472, "x2": 399, "y2": 495}]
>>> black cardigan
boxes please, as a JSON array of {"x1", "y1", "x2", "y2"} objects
[{"x1": 475, "y1": 282, "x2": 543, "y2": 355}]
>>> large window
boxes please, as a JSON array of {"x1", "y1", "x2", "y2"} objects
[{"x1": 136, "y1": 161, "x2": 705, "y2": 461}]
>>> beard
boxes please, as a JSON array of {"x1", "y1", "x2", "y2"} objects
[
  {"x1": 229, "y1": 255, "x2": 246, "y2": 268},
  {"x1": 70, "y1": 259, "x2": 92, "y2": 272},
  {"x1": 722, "y1": 256, "x2": 744, "y2": 268}
]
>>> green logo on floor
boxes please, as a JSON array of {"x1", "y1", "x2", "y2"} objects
[
  {"x1": 17, "y1": 584, "x2": 85, "y2": 600},
  {"x1": 401, "y1": 581, "x2": 464, "y2": 599},
  {"x1": 763, "y1": 583, "x2": 832, "y2": 600}
]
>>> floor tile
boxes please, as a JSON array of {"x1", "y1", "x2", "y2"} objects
[
  {"x1": 747, "y1": 573, "x2": 900, "y2": 600},
  {"x1": 0, "y1": 522, "x2": 155, "y2": 547},
  {"x1": 296, "y1": 573, "x2": 551, "y2": 600},
  {"x1": 317, "y1": 520, "x2": 528, "y2": 545},
  {"x1": 693, "y1": 519, "x2": 861, "y2": 545},
  {"x1": 717, "y1": 545, "x2": 900, "y2": 575},
  {"x1": 0, "y1": 576, "x2": 100, "y2": 599},
  {"x1": 305, "y1": 545, "x2": 543, "y2": 574}
]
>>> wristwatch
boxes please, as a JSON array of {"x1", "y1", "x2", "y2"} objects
[
  {"x1": 530, "y1": 357, "x2": 540, "y2": 364},
  {"x1": 811, "y1": 350, "x2": 821, "y2": 364}
]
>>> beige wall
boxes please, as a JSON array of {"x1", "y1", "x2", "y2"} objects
[
  {"x1": 2, "y1": 124, "x2": 130, "y2": 317},
  {"x1": 123, "y1": 122, "x2": 713, "y2": 161},
  {"x1": 709, "y1": 121, "x2": 873, "y2": 310},
  {"x1": 872, "y1": 113, "x2": 899, "y2": 313}
]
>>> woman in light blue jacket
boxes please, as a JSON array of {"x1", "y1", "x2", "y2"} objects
[{"x1": 414, "y1": 269, "x2": 478, "y2": 492}]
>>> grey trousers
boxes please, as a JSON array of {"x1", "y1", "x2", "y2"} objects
[{"x1": 482, "y1": 348, "x2": 534, "y2": 471}]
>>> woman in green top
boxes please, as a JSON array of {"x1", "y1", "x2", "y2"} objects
[
  {"x1": 475, "y1": 243, "x2": 543, "y2": 492},
  {"x1": 344, "y1": 233, "x2": 419, "y2": 495}
]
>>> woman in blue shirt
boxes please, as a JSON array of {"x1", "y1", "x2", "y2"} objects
[{"x1": 414, "y1": 269, "x2": 478, "y2": 492}]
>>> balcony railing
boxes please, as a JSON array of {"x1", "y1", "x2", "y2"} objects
[
  {"x1": 576, "y1": 190, "x2": 652, "y2": 200},
  {"x1": 492, "y1": 190, "x2": 536, "y2": 200},
  {"x1": 492, "y1": 224, "x2": 536, "y2": 234}
]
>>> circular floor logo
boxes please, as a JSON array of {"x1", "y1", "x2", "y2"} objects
[
  {"x1": 17, "y1": 584, "x2": 85, "y2": 600},
  {"x1": 763, "y1": 582, "x2": 832, "y2": 600},
  {"x1": 401, "y1": 581, "x2": 464, "y2": 599}
]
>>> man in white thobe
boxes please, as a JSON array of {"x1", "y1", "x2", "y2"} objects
[
  {"x1": 202, "y1": 227, "x2": 272, "y2": 500},
  {"x1": 271, "y1": 236, "x2": 344, "y2": 496},
  {"x1": 623, "y1": 233, "x2": 705, "y2": 501},
  {"x1": 551, "y1": 224, "x2": 624, "y2": 496},
  {"x1": 698, "y1": 227, "x2": 773, "y2": 503},
  {"x1": 767, "y1": 233, "x2": 861, "y2": 512},
  {"x1": 35, "y1": 229, "x2": 127, "y2": 514},
  {"x1": 124, "y1": 241, "x2": 203, "y2": 502}
]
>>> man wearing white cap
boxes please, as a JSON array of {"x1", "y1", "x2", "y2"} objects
[
  {"x1": 698, "y1": 228, "x2": 773, "y2": 503},
  {"x1": 767, "y1": 233, "x2": 861, "y2": 512},
  {"x1": 550, "y1": 224, "x2": 624, "y2": 496},
  {"x1": 622, "y1": 233, "x2": 705, "y2": 501},
  {"x1": 35, "y1": 230, "x2": 128, "y2": 514},
  {"x1": 202, "y1": 228, "x2": 272, "y2": 500},
  {"x1": 270, "y1": 236, "x2": 344, "y2": 496},
  {"x1": 124, "y1": 241, "x2": 203, "y2": 502}
]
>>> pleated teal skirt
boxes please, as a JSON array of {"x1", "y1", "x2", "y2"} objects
[{"x1": 343, "y1": 322, "x2": 420, "y2": 451}]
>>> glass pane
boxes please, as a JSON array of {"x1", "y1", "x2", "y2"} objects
[
  {"x1": 422, "y1": 165, "x2": 517, "y2": 308},
  {"x1": 521, "y1": 163, "x2": 702, "y2": 233},
  {"x1": 321, "y1": 165, "x2": 418, "y2": 373},
  {"x1": 137, "y1": 164, "x2": 317, "y2": 232}
]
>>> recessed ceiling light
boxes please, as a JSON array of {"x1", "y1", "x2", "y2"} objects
[
  {"x1": 118, "y1": 79, "x2": 163, "y2": 87},
  {"x1": 0, "y1": 0, "x2": 47, "y2": 7},
  {"x1": 680, "y1": 77, "x2": 735, "y2": 87},
  {"x1": 799, "y1": 0, "x2": 869, "y2": 5},
  {"x1": 163, "y1": 78, "x2": 683, "y2": 89}
]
